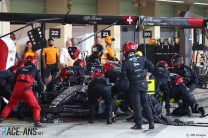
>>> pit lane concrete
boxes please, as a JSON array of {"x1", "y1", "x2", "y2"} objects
[{"x1": 0, "y1": 88, "x2": 208, "y2": 138}]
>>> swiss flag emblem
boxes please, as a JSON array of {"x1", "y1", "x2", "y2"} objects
[{"x1": 123, "y1": 16, "x2": 137, "y2": 25}]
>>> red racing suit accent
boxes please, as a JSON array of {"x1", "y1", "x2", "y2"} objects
[{"x1": 0, "y1": 65, "x2": 45, "y2": 122}]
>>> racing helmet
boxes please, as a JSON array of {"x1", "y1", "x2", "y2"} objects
[
  {"x1": 92, "y1": 70, "x2": 104, "y2": 80},
  {"x1": 175, "y1": 76, "x2": 184, "y2": 85},
  {"x1": 105, "y1": 36, "x2": 115, "y2": 45},
  {"x1": 25, "y1": 56, "x2": 38, "y2": 67},
  {"x1": 60, "y1": 67, "x2": 73, "y2": 79},
  {"x1": 156, "y1": 61, "x2": 168, "y2": 70},
  {"x1": 73, "y1": 59, "x2": 85, "y2": 69},
  {"x1": 103, "y1": 62, "x2": 114, "y2": 74},
  {"x1": 92, "y1": 44, "x2": 103, "y2": 58},
  {"x1": 91, "y1": 65, "x2": 104, "y2": 79},
  {"x1": 122, "y1": 41, "x2": 136, "y2": 57},
  {"x1": 171, "y1": 54, "x2": 183, "y2": 68}
]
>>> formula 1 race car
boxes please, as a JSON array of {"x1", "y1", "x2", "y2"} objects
[{"x1": 39, "y1": 64, "x2": 122, "y2": 122}]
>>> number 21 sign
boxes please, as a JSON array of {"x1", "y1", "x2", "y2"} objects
[{"x1": 101, "y1": 30, "x2": 111, "y2": 38}]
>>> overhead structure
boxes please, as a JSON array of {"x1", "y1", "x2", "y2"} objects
[{"x1": 0, "y1": 12, "x2": 207, "y2": 28}]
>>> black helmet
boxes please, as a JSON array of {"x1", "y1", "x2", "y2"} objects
[{"x1": 171, "y1": 54, "x2": 183, "y2": 68}]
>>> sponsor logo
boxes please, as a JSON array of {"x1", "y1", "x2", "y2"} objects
[
  {"x1": 143, "y1": 17, "x2": 161, "y2": 25},
  {"x1": 0, "y1": 126, "x2": 43, "y2": 136},
  {"x1": 83, "y1": 15, "x2": 102, "y2": 24}
]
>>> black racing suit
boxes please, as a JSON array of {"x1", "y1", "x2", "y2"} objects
[
  {"x1": 119, "y1": 55, "x2": 154, "y2": 126},
  {"x1": 86, "y1": 54, "x2": 101, "y2": 75},
  {"x1": 152, "y1": 67, "x2": 170, "y2": 111},
  {"x1": 68, "y1": 66, "x2": 85, "y2": 86},
  {"x1": 87, "y1": 77, "x2": 113, "y2": 120},
  {"x1": 0, "y1": 70, "x2": 15, "y2": 100}
]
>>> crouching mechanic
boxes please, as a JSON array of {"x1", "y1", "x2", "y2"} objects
[
  {"x1": 119, "y1": 41, "x2": 154, "y2": 130},
  {"x1": 87, "y1": 70, "x2": 114, "y2": 124},
  {"x1": 0, "y1": 56, "x2": 46, "y2": 127},
  {"x1": 170, "y1": 54, "x2": 205, "y2": 116},
  {"x1": 152, "y1": 61, "x2": 171, "y2": 116},
  {"x1": 170, "y1": 75, "x2": 206, "y2": 117}
]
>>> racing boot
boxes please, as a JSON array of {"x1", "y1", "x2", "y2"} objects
[
  {"x1": 131, "y1": 125, "x2": 142, "y2": 130},
  {"x1": 106, "y1": 118, "x2": 112, "y2": 124},
  {"x1": 149, "y1": 122, "x2": 154, "y2": 129},
  {"x1": 198, "y1": 106, "x2": 206, "y2": 117},
  {"x1": 34, "y1": 121, "x2": 44, "y2": 128}
]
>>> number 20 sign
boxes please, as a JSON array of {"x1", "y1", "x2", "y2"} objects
[
  {"x1": 49, "y1": 28, "x2": 61, "y2": 38},
  {"x1": 143, "y1": 31, "x2": 152, "y2": 38}
]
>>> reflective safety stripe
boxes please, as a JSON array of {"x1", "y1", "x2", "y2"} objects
[{"x1": 147, "y1": 79, "x2": 155, "y2": 95}]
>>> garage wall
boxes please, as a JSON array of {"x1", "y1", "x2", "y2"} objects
[
  {"x1": 71, "y1": 0, "x2": 96, "y2": 14},
  {"x1": 10, "y1": 0, "x2": 45, "y2": 13},
  {"x1": 120, "y1": 0, "x2": 139, "y2": 15},
  {"x1": 0, "y1": 0, "x2": 10, "y2": 35},
  {"x1": 191, "y1": 5, "x2": 205, "y2": 17},
  {"x1": 160, "y1": 2, "x2": 175, "y2": 17}
]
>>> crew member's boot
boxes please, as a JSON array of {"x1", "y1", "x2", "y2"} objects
[
  {"x1": 192, "y1": 104, "x2": 199, "y2": 113},
  {"x1": 131, "y1": 125, "x2": 142, "y2": 130},
  {"x1": 106, "y1": 118, "x2": 112, "y2": 124},
  {"x1": 88, "y1": 119, "x2": 94, "y2": 124},
  {"x1": 198, "y1": 106, "x2": 206, "y2": 117},
  {"x1": 149, "y1": 122, "x2": 154, "y2": 129},
  {"x1": 112, "y1": 116, "x2": 116, "y2": 123},
  {"x1": 0, "y1": 117, "x2": 4, "y2": 123},
  {"x1": 34, "y1": 121, "x2": 44, "y2": 127}
]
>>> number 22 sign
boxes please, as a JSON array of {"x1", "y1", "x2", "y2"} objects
[{"x1": 49, "y1": 28, "x2": 61, "y2": 38}]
